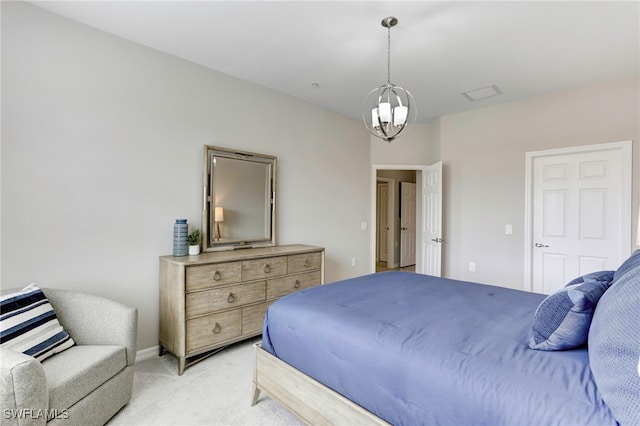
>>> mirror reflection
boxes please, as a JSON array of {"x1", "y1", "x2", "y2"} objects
[{"x1": 202, "y1": 146, "x2": 276, "y2": 251}]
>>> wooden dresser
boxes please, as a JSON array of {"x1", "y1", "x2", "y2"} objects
[{"x1": 159, "y1": 244, "x2": 324, "y2": 374}]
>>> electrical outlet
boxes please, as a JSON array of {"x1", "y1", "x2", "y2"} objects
[
  {"x1": 469, "y1": 262, "x2": 476, "y2": 272},
  {"x1": 351, "y1": 257, "x2": 357, "y2": 267},
  {"x1": 505, "y1": 224, "x2": 513, "y2": 235}
]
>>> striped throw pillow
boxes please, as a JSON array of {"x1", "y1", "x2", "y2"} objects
[{"x1": 1, "y1": 284, "x2": 75, "y2": 361}]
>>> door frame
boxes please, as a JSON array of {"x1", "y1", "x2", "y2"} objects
[
  {"x1": 523, "y1": 140, "x2": 633, "y2": 292},
  {"x1": 371, "y1": 164, "x2": 429, "y2": 274}
]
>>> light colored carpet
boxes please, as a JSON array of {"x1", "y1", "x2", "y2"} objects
[{"x1": 108, "y1": 338, "x2": 303, "y2": 426}]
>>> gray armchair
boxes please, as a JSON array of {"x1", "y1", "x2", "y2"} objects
[{"x1": 1, "y1": 288, "x2": 137, "y2": 426}]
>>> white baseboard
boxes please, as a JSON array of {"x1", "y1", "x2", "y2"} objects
[{"x1": 136, "y1": 345, "x2": 160, "y2": 362}]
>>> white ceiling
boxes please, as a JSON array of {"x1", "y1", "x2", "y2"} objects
[{"x1": 30, "y1": 1, "x2": 640, "y2": 124}]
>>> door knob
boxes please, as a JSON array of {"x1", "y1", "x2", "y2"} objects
[
  {"x1": 535, "y1": 243, "x2": 549, "y2": 248},
  {"x1": 431, "y1": 238, "x2": 443, "y2": 243}
]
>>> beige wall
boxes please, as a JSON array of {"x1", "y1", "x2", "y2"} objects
[
  {"x1": 440, "y1": 75, "x2": 640, "y2": 289},
  {"x1": 377, "y1": 170, "x2": 416, "y2": 183},
  {"x1": 1, "y1": 2, "x2": 372, "y2": 351},
  {"x1": 370, "y1": 123, "x2": 439, "y2": 165}
]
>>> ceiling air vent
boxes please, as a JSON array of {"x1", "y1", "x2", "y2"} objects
[{"x1": 462, "y1": 85, "x2": 502, "y2": 101}]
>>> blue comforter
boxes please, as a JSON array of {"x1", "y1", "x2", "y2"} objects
[{"x1": 262, "y1": 272, "x2": 616, "y2": 426}]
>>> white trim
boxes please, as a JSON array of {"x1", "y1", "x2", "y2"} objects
[
  {"x1": 523, "y1": 140, "x2": 633, "y2": 292},
  {"x1": 136, "y1": 345, "x2": 160, "y2": 363},
  {"x1": 371, "y1": 164, "x2": 429, "y2": 274}
]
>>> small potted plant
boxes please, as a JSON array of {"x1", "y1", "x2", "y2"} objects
[{"x1": 187, "y1": 228, "x2": 201, "y2": 255}]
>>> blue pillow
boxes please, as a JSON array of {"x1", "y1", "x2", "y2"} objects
[
  {"x1": 612, "y1": 249, "x2": 640, "y2": 281},
  {"x1": 588, "y1": 264, "x2": 640, "y2": 425},
  {"x1": 529, "y1": 271, "x2": 614, "y2": 351},
  {"x1": 1, "y1": 284, "x2": 75, "y2": 361},
  {"x1": 566, "y1": 270, "x2": 615, "y2": 286}
]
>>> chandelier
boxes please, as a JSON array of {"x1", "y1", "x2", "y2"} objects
[{"x1": 363, "y1": 16, "x2": 415, "y2": 142}]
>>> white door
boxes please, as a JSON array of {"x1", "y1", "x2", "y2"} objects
[
  {"x1": 529, "y1": 143, "x2": 632, "y2": 294},
  {"x1": 423, "y1": 162, "x2": 443, "y2": 276},
  {"x1": 400, "y1": 182, "x2": 416, "y2": 267},
  {"x1": 377, "y1": 183, "x2": 389, "y2": 263}
]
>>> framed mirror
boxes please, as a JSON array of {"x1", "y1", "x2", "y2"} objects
[{"x1": 202, "y1": 145, "x2": 277, "y2": 251}]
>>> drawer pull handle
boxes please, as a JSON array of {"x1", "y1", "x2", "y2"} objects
[
  {"x1": 227, "y1": 293, "x2": 236, "y2": 304},
  {"x1": 264, "y1": 264, "x2": 271, "y2": 273},
  {"x1": 213, "y1": 271, "x2": 221, "y2": 281},
  {"x1": 303, "y1": 259, "x2": 310, "y2": 267},
  {"x1": 294, "y1": 280, "x2": 301, "y2": 289},
  {"x1": 212, "y1": 323, "x2": 221, "y2": 334}
]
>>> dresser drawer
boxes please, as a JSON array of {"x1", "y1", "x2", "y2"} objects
[
  {"x1": 186, "y1": 310, "x2": 241, "y2": 352},
  {"x1": 186, "y1": 262, "x2": 242, "y2": 291},
  {"x1": 242, "y1": 256, "x2": 287, "y2": 281},
  {"x1": 242, "y1": 301, "x2": 271, "y2": 335},
  {"x1": 287, "y1": 252, "x2": 322, "y2": 274},
  {"x1": 267, "y1": 271, "x2": 321, "y2": 300},
  {"x1": 186, "y1": 282, "x2": 266, "y2": 318}
]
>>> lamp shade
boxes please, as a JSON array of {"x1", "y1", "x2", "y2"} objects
[
  {"x1": 378, "y1": 102, "x2": 391, "y2": 124},
  {"x1": 214, "y1": 207, "x2": 224, "y2": 222},
  {"x1": 393, "y1": 105, "x2": 408, "y2": 127}
]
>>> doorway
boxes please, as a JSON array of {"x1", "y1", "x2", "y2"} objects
[
  {"x1": 375, "y1": 171, "x2": 415, "y2": 271},
  {"x1": 372, "y1": 164, "x2": 441, "y2": 275}
]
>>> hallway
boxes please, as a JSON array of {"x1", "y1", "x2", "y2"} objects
[{"x1": 376, "y1": 261, "x2": 416, "y2": 273}]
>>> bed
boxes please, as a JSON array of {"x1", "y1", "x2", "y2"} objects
[{"x1": 252, "y1": 252, "x2": 640, "y2": 426}]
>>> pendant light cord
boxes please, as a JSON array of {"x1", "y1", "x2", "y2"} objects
[{"x1": 387, "y1": 25, "x2": 392, "y2": 84}]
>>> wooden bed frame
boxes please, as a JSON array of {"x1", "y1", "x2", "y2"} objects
[{"x1": 251, "y1": 343, "x2": 389, "y2": 425}]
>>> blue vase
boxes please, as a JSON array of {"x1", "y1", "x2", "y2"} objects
[{"x1": 173, "y1": 219, "x2": 188, "y2": 256}]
